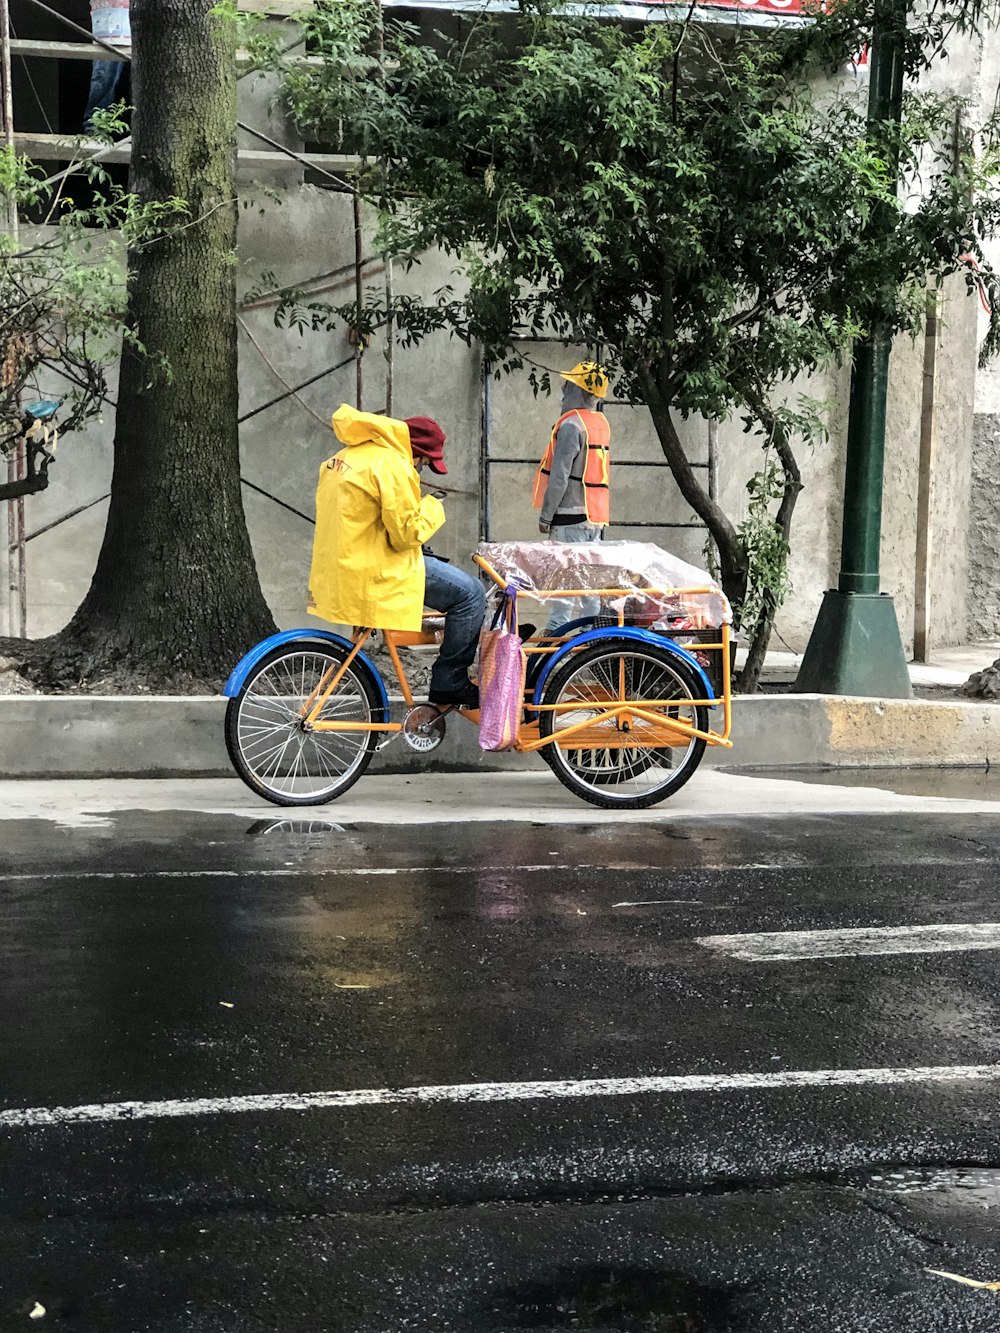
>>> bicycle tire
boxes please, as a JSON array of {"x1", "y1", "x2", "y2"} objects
[
  {"x1": 538, "y1": 640, "x2": 708, "y2": 809},
  {"x1": 225, "y1": 641, "x2": 383, "y2": 806}
]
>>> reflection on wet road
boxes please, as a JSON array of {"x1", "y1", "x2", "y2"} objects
[
  {"x1": 751, "y1": 764, "x2": 1000, "y2": 801},
  {"x1": 4, "y1": 808, "x2": 1000, "y2": 1330}
]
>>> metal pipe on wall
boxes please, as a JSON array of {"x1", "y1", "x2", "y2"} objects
[
  {"x1": 375, "y1": 1, "x2": 393, "y2": 418},
  {"x1": 912, "y1": 290, "x2": 938, "y2": 663},
  {"x1": 707, "y1": 417, "x2": 720, "y2": 570},
  {"x1": 1, "y1": 0, "x2": 26, "y2": 638},
  {"x1": 384, "y1": 257, "x2": 394, "y2": 417},
  {"x1": 353, "y1": 192, "x2": 364, "y2": 410},
  {"x1": 480, "y1": 356, "x2": 492, "y2": 541}
]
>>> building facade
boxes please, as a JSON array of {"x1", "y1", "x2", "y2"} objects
[{"x1": 5, "y1": 0, "x2": 997, "y2": 658}]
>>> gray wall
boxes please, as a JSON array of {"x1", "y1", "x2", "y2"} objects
[{"x1": 967, "y1": 21, "x2": 1000, "y2": 646}]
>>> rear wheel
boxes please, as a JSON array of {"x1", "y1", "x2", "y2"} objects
[
  {"x1": 538, "y1": 641, "x2": 708, "y2": 809},
  {"x1": 225, "y1": 643, "x2": 383, "y2": 806}
]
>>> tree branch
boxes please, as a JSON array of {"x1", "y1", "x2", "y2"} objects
[
  {"x1": 0, "y1": 441, "x2": 52, "y2": 502},
  {"x1": 670, "y1": 0, "x2": 700, "y2": 124},
  {"x1": 737, "y1": 392, "x2": 804, "y2": 691},
  {"x1": 638, "y1": 362, "x2": 747, "y2": 608}
]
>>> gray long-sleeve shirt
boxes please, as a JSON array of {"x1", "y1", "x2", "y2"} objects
[{"x1": 539, "y1": 384, "x2": 601, "y2": 527}]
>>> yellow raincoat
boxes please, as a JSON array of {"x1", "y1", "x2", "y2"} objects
[{"x1": 308, "y1": 404, "x2": 445, "y2": 631}]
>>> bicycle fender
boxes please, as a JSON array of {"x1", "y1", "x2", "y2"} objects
[
  {"x1": 223, "y1": 629, "x2": 390, "y2": 721},
  {"x1": 531, "y1": 626, "x2": 717, "y2": 707}
]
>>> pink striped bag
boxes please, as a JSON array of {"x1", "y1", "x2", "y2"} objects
[{"x1": 478, "y1": 587, "x2": 527, "y2": 752}]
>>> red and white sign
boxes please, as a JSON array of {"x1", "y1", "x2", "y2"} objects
[
  {"x1": 389, "y1": 0, "x2": 813, "y2": 14},
  {"x1": 695, "y1": 0, "x2": 810, "y2": 12}
]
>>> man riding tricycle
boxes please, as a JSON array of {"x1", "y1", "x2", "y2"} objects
[{"x1": 223, "y1": 402, "x2": 733, "y2": 811}]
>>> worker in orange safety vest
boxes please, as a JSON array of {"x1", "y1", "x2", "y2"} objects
[{"x1": 532, "y1": 361, "x2": 611, "y2": 630}]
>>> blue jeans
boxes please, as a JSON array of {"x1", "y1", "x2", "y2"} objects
[
  {"x1": 84, "y1": 61, "x2": 125, "y2": 130},
  {"x1": 423, "y1": 556, "x2": 487, "y2": 694},
  {"x1": 545, "y1": 523, "x2": 604, "y2": 630}
]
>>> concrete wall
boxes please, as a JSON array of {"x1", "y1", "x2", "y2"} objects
[
  {"x1": 969, "y1": 414, "x2": 1000, "y2": 639},
  {"x1": 968, "y1": 23, "x2": 1000, "y2": 643},
  {"x1": 237, "y1": 187, "x2": 485, "y2": 631},
  {"x1": 879, "y1": 274, "x2": 982, "y2": 656},
  {"x1": 7, "y1": 26, "x2": 992, "y2": 659}
]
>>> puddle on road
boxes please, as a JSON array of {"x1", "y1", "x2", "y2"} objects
[
  {"x1": 245, "y1": 818, "x2": 347, "y2": 836},
  {"x1": 743, "y1": 767, "x2": 1000, "y2": 803},
  {"x1": 860, "y1": 1166, "x2": 1000, "y2": 1202}
]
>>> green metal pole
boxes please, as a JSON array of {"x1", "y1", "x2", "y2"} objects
[
  {"x1": 794, "y1": 0, "x2": 913, "y2": 698},
  {"x1": 838, "y1": 0, "x2": 904, "y2": 596},
  {"x1": 838, "y1": 334, "x2": 892, "y2": 595}
]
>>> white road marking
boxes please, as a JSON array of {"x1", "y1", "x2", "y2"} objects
[
  {"x1": 0, "y1": 864, "x2": 614, "y2": 884},
  {"x1": 699, "y1": 923, "x2": 1000, "y2": 962},
  {"x1": 613, "y1": 899, "x2": 707, "y2": 907},
  {"x1": 3, "y1": 1063, "x2": 998, "y2": 1129},
  {"x1": 0, "y1": 864, "x2": 779, "y2": 887}
]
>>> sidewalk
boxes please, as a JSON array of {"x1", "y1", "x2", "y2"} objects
[
  {"x1": 742, "y1": 643, "x2": 1000, "y2": 689},
  {"x1": 2, "y1": 646, "x2": 998, "y2": 780},
  {"x1": 4, "y1": 769, "x2": 1000, "y2": 829}
]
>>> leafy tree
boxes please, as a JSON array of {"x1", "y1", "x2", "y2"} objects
[
  {"x1": 1, "y1": 0, "x2": 274, "y2": 689},
  {"x1": 258, "y1": 0, "x2": 1000, "y2": 689},
  {"x1": 0, "y1": 111, "x2": 163, "y2": 505}
]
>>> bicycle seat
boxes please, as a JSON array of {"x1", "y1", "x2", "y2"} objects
[{"x1": 386, "y1": 617, "x2": 444, "y2": 651}]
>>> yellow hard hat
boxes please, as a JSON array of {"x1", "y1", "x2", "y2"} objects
[{"x1": 560, "y1": 361, "x2": 609, "y2": 399}]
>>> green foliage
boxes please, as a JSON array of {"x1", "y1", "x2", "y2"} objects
[
  {"x1": 211, "y1": 0, "x2": 287, "y2": 69},
  {"x1": 252, "y1": 0, "x2": 1000, "y2": 679},
  {"x1": 268, "y1": 0, "x2": 1000, "y2": 402},
  {"x1": 737, "y1": 461, "x2": 793, "y2": 641},
  {"x1": 0, "y1": 110, "x2": 190, "y2": 474}
]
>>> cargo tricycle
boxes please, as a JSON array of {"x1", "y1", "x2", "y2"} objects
[{"x1": 223, "y1": 540, "x2": 733, "y2": 810}]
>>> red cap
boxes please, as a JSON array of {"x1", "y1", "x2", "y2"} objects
[{"x1": 405, "y1": 416, "x2": 448, "y2": 475}]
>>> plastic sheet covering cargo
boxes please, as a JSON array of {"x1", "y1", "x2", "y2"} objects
[{"x1": 477, "y1": 541, "x2": 732, "y2": 629}]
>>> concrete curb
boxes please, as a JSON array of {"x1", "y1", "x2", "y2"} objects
[{"x1": 1, "y1": 692, "x2": 998, "y2": 779}]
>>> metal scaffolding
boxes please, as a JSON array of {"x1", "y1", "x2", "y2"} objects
[
  {"x1": 2, "y1": 1, "x2": 700, "y2": 639},
  {"x1": 479, "y1": 344, "x2": 717, "y2": 555},
  {"x1": 2, "y1": 0, "x2": 395, "y2": 638},
  {"x1": 2, "y1": 0, "x2": 25, "y2": 638}
]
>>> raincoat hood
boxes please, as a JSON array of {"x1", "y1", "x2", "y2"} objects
[
  {"x1": 309, "y1": 405, "x2": 445, "y2": 632},
  {"x1": 332, "y1": 403, "x2": 412, "y2": 460}
]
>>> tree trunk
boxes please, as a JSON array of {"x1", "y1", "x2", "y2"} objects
[
  {"x1": 26, "y1": 0, "x2": 275, "y2": 688},
  {"x1": 736, "y1": 415, "x2": 803, "y2": 693},
  {"x1": 638, "y1": 367, "x2": 749, "y2": 614},
  {"x1": 638, "y1": 366, "x2": 804, "y2": 695},
  {"x1": 737, "y1": 568, "x2": 789, "y2": 694}
]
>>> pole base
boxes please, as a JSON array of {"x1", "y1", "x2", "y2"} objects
[{"x1": 794, "y1": 590, "x2": 912, "y2": 699}]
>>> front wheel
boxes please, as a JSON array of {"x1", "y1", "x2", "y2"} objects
[
  {"x1": 538, "y1": 640, "x2": 708, "y2": 809},
  {"x1": 225, "y1": 642, "x2": 383, "y2": 806}
]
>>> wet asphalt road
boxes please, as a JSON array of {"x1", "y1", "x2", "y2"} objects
[{"x1": 3, "y1": 806, "x2": 1000, "y2": 1331}]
